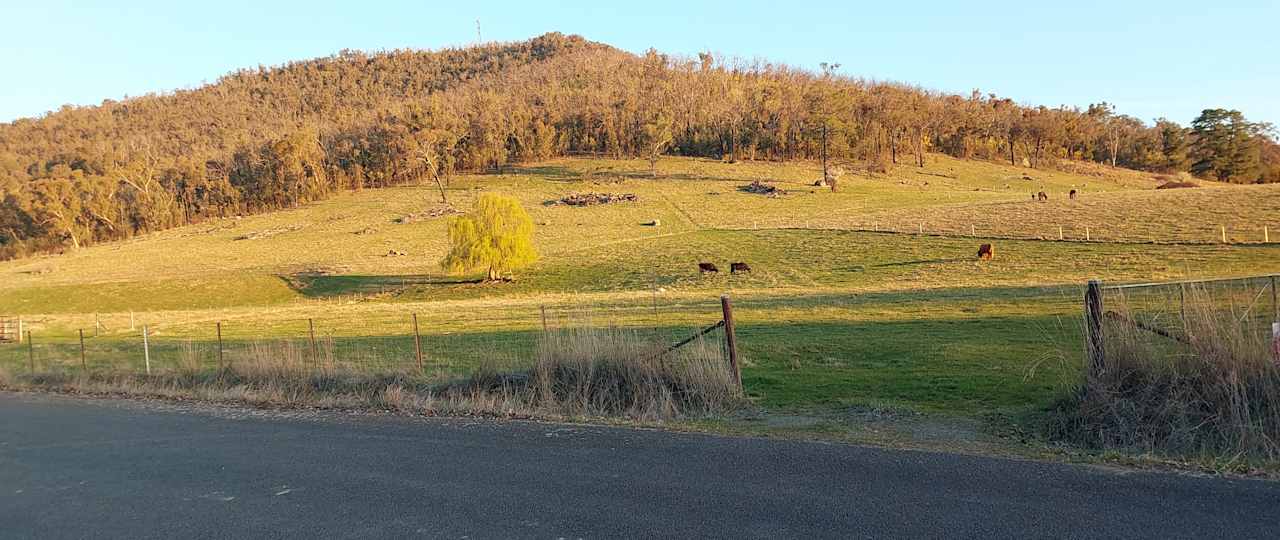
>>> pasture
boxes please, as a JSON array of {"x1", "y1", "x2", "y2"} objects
[{"x1": 3, "y1": 155, "x2": 1280, "y2": 421}]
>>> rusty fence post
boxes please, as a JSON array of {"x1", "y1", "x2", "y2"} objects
[
  {"x1": 1085, "y1": 280, "x2": 1106, "y2": 375},
  {"x1": 412, "y1": 313, "x2": 424, "y2": 372},
  {"x1": 720, "y1": 295, "x2": 743, "y2": 394}
]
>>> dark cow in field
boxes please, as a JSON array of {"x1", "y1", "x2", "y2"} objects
[
  {"x1": 730, "y1": 262, "x2": 752, "y2": 274},
  {"x1": 1036, "y1": 191, "x2": 1049, "y2": 202},
  {"x1": 698, "y1": 262, "x2": 720, "y2": 274},
  {"x1": 1069, "y1": 189, "x2": 1078, "y2": 200},
  {"x1": 977, "y1": 243, "x2": 995, "y2": 260}
]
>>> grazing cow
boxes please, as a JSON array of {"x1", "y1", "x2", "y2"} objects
[
  {"x1": 730, "y1": 262, "x2": 751, "y2": 274},
  {"x1": 698, "y1": 262, "x2": 720, "y2": 274},
  {"x1": 977, "y1": 243, "x2": 995, "y2": 260},
  {"x1": 1069, "y1": 189, "x2": 1078, "y2": 200},
  {"x1": 1037, "y1": 191, "x2": 1049, "y2": 202}
]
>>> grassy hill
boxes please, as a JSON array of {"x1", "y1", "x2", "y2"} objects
[{"x1": 3, "y1": 155, "x2": 1279, "y2": 418}]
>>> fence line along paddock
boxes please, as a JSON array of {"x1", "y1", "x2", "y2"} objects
[
  {"x1": 0, "y1": 295, "x2": 739, "y2": 384},
  {"x1": 1085, "y1": 273, "x2": 1280, "y2": 374},
  {"x1": 724, "y1": 217, "x2": 1279, "y2": 245}
]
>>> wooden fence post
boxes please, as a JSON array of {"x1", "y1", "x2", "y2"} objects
[
  {"x1": 1085, "y1": 226, "x2": 1091, "y2": 241},
  {"x1": 412, "y1": 313, "x2": 423, "y2": 372},
  {"x1": 1266, "y1": 226, "x2": 1271, "y2": 244},
  {"x1": 27, "y1": 331, "x2": 34, "y2": 373},
  {"x1": 1222, "y1": 225, "x2": 1227, "y2": 243},
  {"x1": 142, "y1": 325, "x2": 151, "y2": 375},
  {"x1": 720, "y1": 295, "x2": 743, "y2": 394},
  {"x1": 16, "y1": 317, "x2": 21, "y2": 343},
  {"x1": 79, "y1": 329, "x2": 87, "y2": 372},
  {"x1": 1085, "y1": 280, "x2": 1105, "y2": 375},
  {"x1": 540, "y1": 305, "x2": 549, "y2": 333},
  {"x1": 216, "y1": 322, "x2": 225, "y2": 370}
]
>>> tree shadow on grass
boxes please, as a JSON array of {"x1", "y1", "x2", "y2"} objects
[
  {"x1": 870, "y1": 257, "x2": 972, "y2": 268},
  {"x1": 281, "y1": 273, "x2": 486, "y2": 298}
]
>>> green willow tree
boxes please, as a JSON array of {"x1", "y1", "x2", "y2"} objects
[{"x1": 440, "y1": 193, "x2": 537, "y2": 281}]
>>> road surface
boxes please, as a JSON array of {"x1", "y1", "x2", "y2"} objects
[{"x1": 2, "y1": 391, "x2": 1278, "y2": 538}]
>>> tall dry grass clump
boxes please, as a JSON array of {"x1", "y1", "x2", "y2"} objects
[
  {"x1": 1050, "y1": 285, "x2": 1280, "y2": 463},
  {"x1": 517, "y1": 326, "x2": 742, "y2": 418}
]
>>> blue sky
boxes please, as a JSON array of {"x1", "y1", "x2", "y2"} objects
[{"x1": 2, "y1": 0, "x2": 1277, "y2": 127}]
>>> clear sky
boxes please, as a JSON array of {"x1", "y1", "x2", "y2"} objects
[{"x1": 2, "y1": 0, "x2": 1277, "y2": 127}]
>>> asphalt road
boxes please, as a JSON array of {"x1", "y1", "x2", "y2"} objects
[{"x1": 2, "y1": 392, "x2": 1278, "y2": 539}]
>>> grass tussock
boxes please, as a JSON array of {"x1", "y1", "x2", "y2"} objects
[
  {"x1": 2, "y1": 329, "x2": 744, "y2": 422},
  {"x1": 1049, "y1": 285, "x2": 1280, "y2": 465}
]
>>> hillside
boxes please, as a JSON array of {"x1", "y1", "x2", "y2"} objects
[
  {"x1": 5, "y1": 33, "x2": 1274, "y2": 261},
  {"x1": 3, "y1": 155, "x2": 1277, "y2": 315}
]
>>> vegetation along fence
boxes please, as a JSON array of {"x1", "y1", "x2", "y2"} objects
[
  {"x1": 1084, "y1": 274, "x2": 1280, "y2": 372},
  {"x1": 0, "y1": 295, "x2": 743, "y2": 392}
]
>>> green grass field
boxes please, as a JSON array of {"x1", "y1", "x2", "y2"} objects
[{"x1": 4, "y1": 155, "x2": 1279, "y2": 422}]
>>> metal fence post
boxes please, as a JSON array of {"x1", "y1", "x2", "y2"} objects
[
  {"x1": 308, "y1": 319, "x2": 318, "y2": 369},
  {"x1": 412, "y1": 313, "x2": 423, "y2": 372},
  {"x1": 216, "y1": 322, "x2": 225, "y2": 370},
  {"x1": 720, "y1": 295, "x2": 743, "y2": 394},
  {"x1": 79, "y1": 329, "x2": 87, "y2": 372},
  {"x1": 142, "y1": 325, "x2": 151, "y2": 375},
  {"x1": 1085, "y1": 280, "x2": 1105, "y2": 375},
  {"x1": 1271, "y1": 275, "x2": 1278, "y2": 322}
]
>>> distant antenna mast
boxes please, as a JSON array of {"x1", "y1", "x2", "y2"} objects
[{"x1": 476, "y1": 19, "x2": 482, "y2": 43}]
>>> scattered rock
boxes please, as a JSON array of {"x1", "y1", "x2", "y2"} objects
[
  {"x1": 644, "y1": 219, "x2": 661, "y2": 227},
  {"x1": 548, "y1": 192, "x2": 638, "y2": 206},
  {"x1": 396, "y1": 205, "x2": 460, "y2": 223},
  {"x1": 739, "y1": 180, "x2": 786, "y2": 197},
  {"x1": 234, "y1": 224, "x2": 304, "y2": 241},
  {"x1": 1156, "y1": 181, "x2": 1199, "y2": 189},
  {"x1": 354, "y1": 227, "x2": 378, "y2": 235},
  {"x1": 385, "y1": 249, "x2": 408, "y2": 257}
]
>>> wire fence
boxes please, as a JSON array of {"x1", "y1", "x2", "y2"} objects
[
  {"x1": 0, "y1": 296, "x2": 737, "y2": 381},
  {"x1": 734, "y1": 217, "x2": 1278, "y2": 245},
  {"x1": 1086, "y1": 274, "x2": 1280, "y2": 372}
]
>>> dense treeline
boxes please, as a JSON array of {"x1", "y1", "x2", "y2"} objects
[{"x1": 2, "y1": 32, "x2": 1277, "y2": 259}]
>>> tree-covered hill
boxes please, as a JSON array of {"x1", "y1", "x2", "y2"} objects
[{"x1": 1, "y1": 32, "x2": 1276, "y2": 259}]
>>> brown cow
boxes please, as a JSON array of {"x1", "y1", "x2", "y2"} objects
[
  {"x1": 1037, "y1": 191, "x2": 1048, "y2": 202},
  {"x1": 977, "y1": 243, "x2": 995, "y2": 260},
  {"x1": 730, "y1": 262, "x2": 751, "y2": 274},
  {"x1": 698, "y1": 262, "x2": 720, "y2": 274},
  {"x1": 1069, "y1": 189, "x2": 1078, "y2": 200}
]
